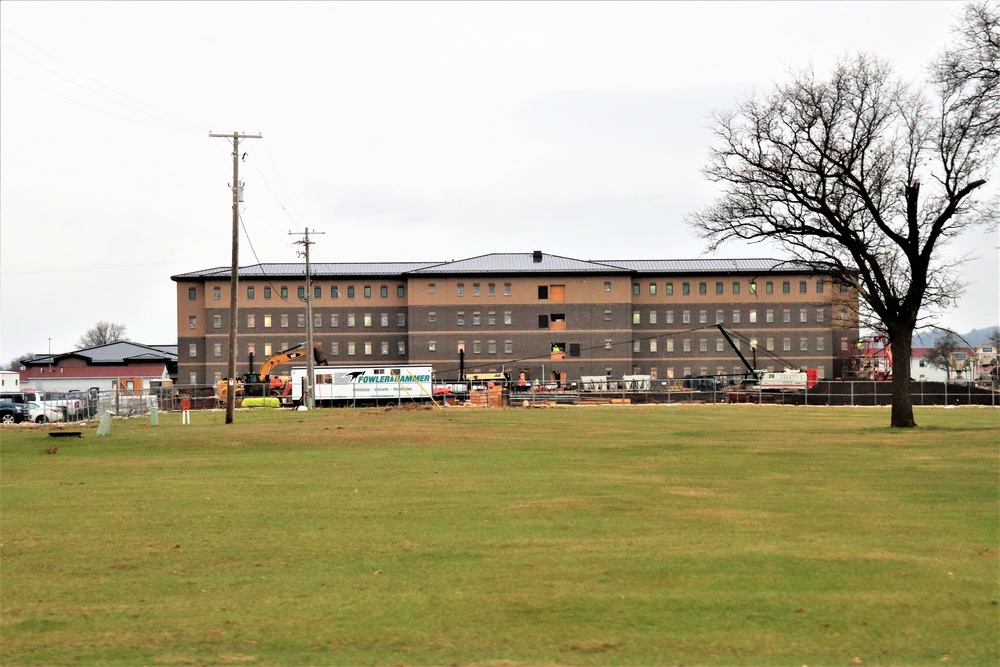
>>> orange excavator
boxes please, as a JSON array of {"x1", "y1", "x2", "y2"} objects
[{"x1": 217, "y1": 342, "x2": 329, "y2": 400}]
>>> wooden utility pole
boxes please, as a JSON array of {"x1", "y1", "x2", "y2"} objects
[
  {"x1": 209, "y1": 131, "x2": 262, "y2": 424},
  {"x1": 290, "y1": 227, "x2": 325, "y2": 409}
]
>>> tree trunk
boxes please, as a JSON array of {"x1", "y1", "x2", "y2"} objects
[{"x1": 888, "y1": 327, "x2": 916, "y2": 428}]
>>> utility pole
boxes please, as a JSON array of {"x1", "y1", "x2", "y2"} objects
[
  {"x1": 209, "y1": 131, "x2": 262, "y2": 424},
  {"x1": 290, "y1": 227, "x2": 324, "y2": 409}
]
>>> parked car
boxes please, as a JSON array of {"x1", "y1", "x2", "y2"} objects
[
  {"x1": 0, "y1": 400, "x2": 30, "y2": 424},
  {"x1": 28, "y1": 401, "x2": 62, "y2": 424}
]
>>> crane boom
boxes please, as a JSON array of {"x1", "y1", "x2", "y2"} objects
[{"x1": 716, "y1": 324, "x2": 758, "y2": 379}]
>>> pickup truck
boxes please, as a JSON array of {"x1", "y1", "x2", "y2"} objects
[{"x1": 0, "y1": 400, "x2": 30, "y2": 424}]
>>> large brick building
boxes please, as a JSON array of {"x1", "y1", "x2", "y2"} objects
[{"x1": 172, "y1": 252, "x2": 859, "y2": 386}]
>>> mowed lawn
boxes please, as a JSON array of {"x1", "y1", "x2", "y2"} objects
[{"x1": 1, "y1": 405, "x2": 997, "y2": 666}]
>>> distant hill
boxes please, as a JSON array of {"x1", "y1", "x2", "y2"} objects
[{"x1": 913, "y1": 326, "x2": 999, "y2": 348}]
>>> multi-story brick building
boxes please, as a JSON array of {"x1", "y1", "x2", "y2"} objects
[{"x1": 172, "y1": 251, "x2": 859, "y2": 386}]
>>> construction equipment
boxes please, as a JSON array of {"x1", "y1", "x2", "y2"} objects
[
  {"x1": 848, "y1": 334, "x2": 892, "y2": 380},
  {"x1": 217, "y1": 342, "x2": 329, "y2": 401}
]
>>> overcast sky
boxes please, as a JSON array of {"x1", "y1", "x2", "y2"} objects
[{"x1": 1, "y1": 1, "x2": 997, "y2": 361}]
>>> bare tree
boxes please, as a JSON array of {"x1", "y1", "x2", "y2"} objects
[
  {"x1": 76, "y1": 321, "x2": 129, "y2": 349},
  {"x1": 989, "y1": 327, "x2": 1000, "y2": 349},
  {"x1": 925, "y1": 332, "x2": 962, "y2": 382},
  {"x1": 4, "y1": 352, "x2": 34, "y2": 371},
  {"x1": 688, "y1": 4, "x2": 999, "y2": 427}
]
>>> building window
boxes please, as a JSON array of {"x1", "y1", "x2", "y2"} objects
[
  {"x1": 682, "y1": 310, "x2": 691, "y2": 324},
  {"x1": 381, "y1": 313, "x2": 389, "y2": 327},
  {"x1": 213, "y1": 372, "x2": 222, "y2": 383},
  {"x1": 504, "y1": 341, "x2": 513, "y2": 354},
  {"x1": 381, "y1": 342, "x2": 389, "y2": 355},
  {"x1": 633, "y1": 311, "x2": 641, "y2": 325},
  {"x1": 188, "y1": 315, "x2": 197, "y2": 329},
  {"x1": 782, "y1": 281, "x2": 790, "y2": 294},
  {"x1": 716, "y1": 282, "x2": 724, "y2": 295},
  {"x1": 314, "y1": 314, "x2": 322, "y2": 328},
  {"x1": 715, "y1": 310, "x2": 723, "y2": 324},
  {"x1": 347, "y1": 314, "x2": 356, "y2": 327},
  {"x1": 816, "y1": 309, "x2": 824, "y2": 322},
  {"x1": 189, "y1": 343, "x2": 197, "y2": 357},
  {"x1": 538, "y1": 314, "x2": 548, "y2": 328},
  {"x1": 364, "y1": 314, "x2": 372, "y2": 327},
  {"x1": 429, "y1": 341, "x2": 437, "y2": 352},
  {"x1": 247, "y1": 286, "x2": 255, "y2": 299},
  {"x1": 632, "y1": 283, "x2": 640, "y2": 296},
  {"x1": 766, "y1": 338, "x2": 775, "y2": 351},
  {"x1": 666, "y1": 339, "x2": 674, "y2": 352},
  {"x1": 280, "y1": 286, "x2": 289, "y2": 299},
  {"x1": 428, "y1": 283, "x2": 436, "y2": 294},
  {"x1": 472, "y1": 283, "x2": 480, "y2": 296},
  {"x1": 800, "y1": 281, "x2": 808, "y2": 294},
  {"x1": 839, "y1": 309, "x2": 847, "y2": 321},
  {"x1": 281, "y1": 314, "x2": 289, "y2": 328},
  {"x1": 298, "y1": 286, "x2": 306, "y2": 299},
  {"x1": 800, "y1": 309, "x2": 808, "y2": 323},
  {"x1": 213, "y1": 315, "x2": 222, "y2": 329},
  {"x1": 264, "y1": 344, "x2": 272, "y2": 356},
  {"x1": 488, "y1": 283, "x2": 496, "y2": 296},
  {"x1": 264, "y1": 315, "x2": 272, "y2": 328},
  {"x1": 732, "y1": 310, "x2": 740, "y2": 324},
  {"x1": 665, "y1": 282, "x2": 674, "y2": 296},
  {"x1": 247, "y1": 314, "x2": 255, "y2": 328},
  {"x1": 650, "y1": 339, "x2": 658, "y2": 353},
  {"x1": 297, "y1": 314, "x2": 306, "y2": 327},
  {"x1": 364, "y1": 286, "x2": 372, "y2": 298},
  {"x1": 666, "y1": 310, "x2": 674, "y2": 324},
  {"x1": 504, "y1": 311, "x2": 512, "y2": 325},
  {"x1": 650, "y1": 311, "x2": 658, "y2": 325},
  {"x1": 716, "y1": 339, "x2": 725, "y2": 352},
  {"x1": 604, "y1": 309, "x2": 612, "y2": 322},
  {"x1": 783, "y1": 309, "x2": 791, "y2": 323},
  {"x1": 649, "y1": 283, "x2": 657, "y2": 295},
  {"x1": 699, "y1": 282, "x2": 707, "y2": 295},
  {"x1": 398, "y1": 313, "x2": 406, "y2": 327},
  {"x1": 765, "y1": 281, "x2": 773, "y2": 294},
  {"x1": 783, "y1": 338, "x2": 792, "y2": 351},
  {"x1": 473, "y1": 312, "x2": 481, "y2": 325},
  {"x1": 315, "y1": 286, "x2": 322, "y2": 299},
  {"x1": 816, "y1": 280, "x2": 824, "y2": 294},
  {"x1": 504, "y1": 282, "x2": 512, "y2": 296},
  {"x1": 213, "y1": 343, "x2": 222, "y2": 357},
  {"x1": 398, "y1": 341, "x2": 406, "y2": 354},
  {"x1": 381, "y1": 285, "x2": 388, "y2": 298},
  {"x1": 732, "y1": 281, "x2": 740, "y2": 294},
  {"x1": 331, "y1": 286, "x2": 339, "y2": 298},
  {"x1": 398, "y1": 285, "x2": 406, "y2": 298},
  {"x1": 347, "y1": 286, "x2": 355, "y2": 298},
  {"x1": 699, "y1": 339, "x2": 708, "y2": 352},
  {"x1": 817, "y1": 337, "x2": 825, "y2": 351},
  {"x1": 457, "y1": 283, "x2": 465, "y2": 297},
  {"x1": 213, "y1": 286, "x2": 221, "y2": 300},
  {"x1": 683, "y1": 339, "x2": 691, "y2": 352},
  {"x1": 682, "y1": 282, "x2": 690, "y2": 295},
  {"x1": 488, "y1": 312, "x2": 496, "y2": 325},
  {"x1": 331, "y1": 313, "x2": 339, "y2": 327},
  {"x1": 800, "y1": 338, "x2": 808, "y2": 351},
  {"x1": 428, "y1": 311, "x2": 437, "y2": 323},
  {"x1": 348, "y1": 342, "x2": 356, "y2": 355},
  {"x1": 604, "y1": 281, "x2": 612, "y2": 292},
  {"x1": 698, "y1": 310, "x2": 707, "y2": 324},
  {"x1": 457, "y1": 313, "x2": 465, "y2": 326},
  {"x1": 188, "y1": 287, "x2": 197, "y2": 301},
  {"x1": 841, "y1": 337, "x2": 849, "y2": 351},
  {"x1": 766, "y1": 309, "x2": 774, "y2": 323},
  {"x1": 264, "y1": 287, "x2": 272, "y2": 299},
  {"x1": 474, "y1": 341, "x2": 482, "y2": 354},
  {"x1": 538, "y1": 285, "x2": 549, "y2": 299},
  {"x1": 331, "y1": 342, "x2": 339, "y2": 355}
]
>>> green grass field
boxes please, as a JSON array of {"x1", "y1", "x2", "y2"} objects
[{"x1": 1, "y1": 405, "x2": 997, "y2": 666}]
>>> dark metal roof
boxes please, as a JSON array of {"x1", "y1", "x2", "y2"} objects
[
  {"x1": 172, "y1": 263, "x2": 439, "y2": 281},
  {"x1": 172, "y1": 255, "x2": 822, "y2": 281},
  {"x1": 25, "y1": 342, "x2": 178, "y2": 366},
  {"x1": 407, "y1": 253, "x2": 628, "y2": 275},
  {"x1": 596, "y1": 258, "x2": 815, "y2": 274}
]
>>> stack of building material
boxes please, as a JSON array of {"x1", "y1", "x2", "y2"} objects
[{"x1": 469, "y1": 386, "x2": 505, "y2": 407}]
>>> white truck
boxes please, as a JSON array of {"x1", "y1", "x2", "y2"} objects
[{"x1": 290, "y1": 365, "x2": 434, "y2": 406}]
